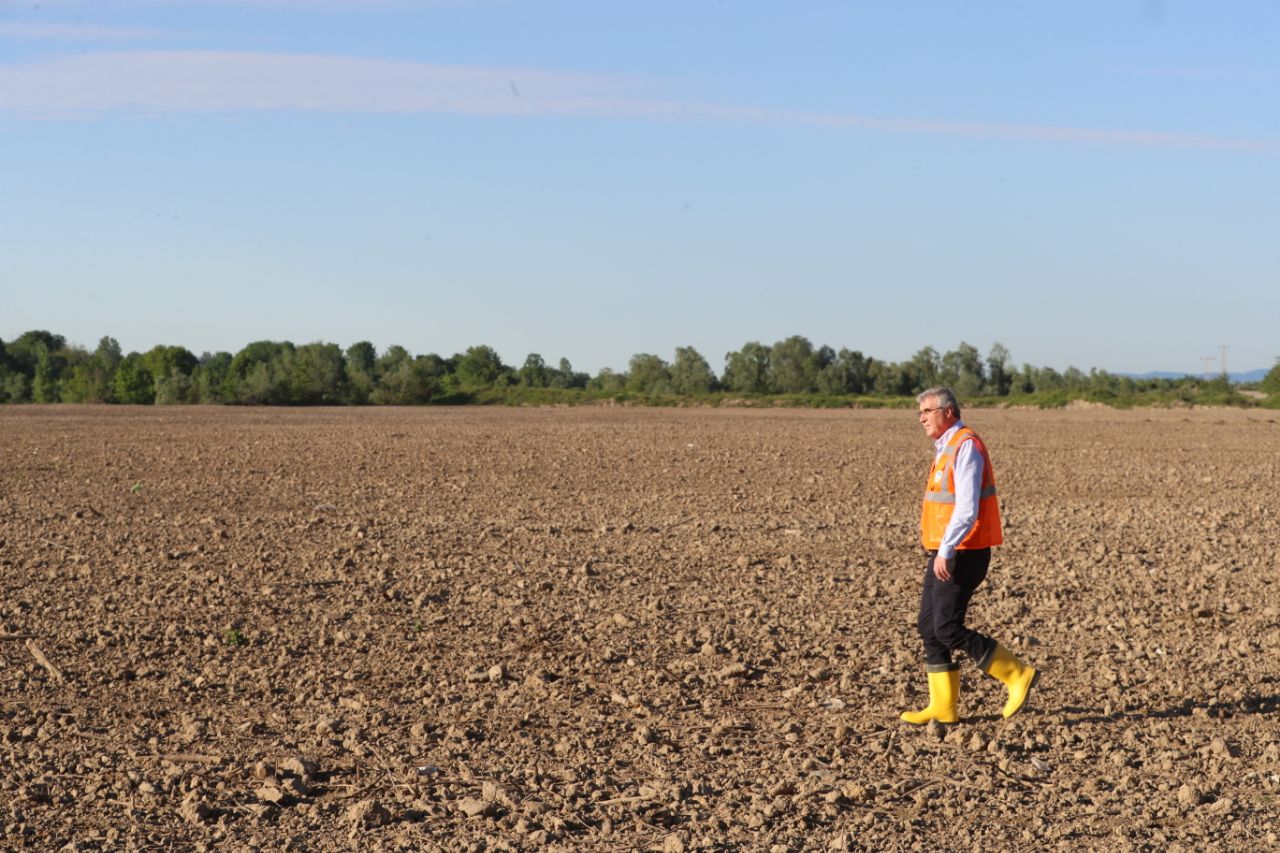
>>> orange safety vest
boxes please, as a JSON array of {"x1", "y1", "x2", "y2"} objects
[{"x1": 920, "y1": 426, "x2": 1003, "y2": 550}]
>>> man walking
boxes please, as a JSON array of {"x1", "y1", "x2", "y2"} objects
[{"x1": 901, "y1": 387, "x2": 1039, "y2": 724}]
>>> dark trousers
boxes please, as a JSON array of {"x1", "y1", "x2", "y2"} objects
[{"x1": 916, "y1": 548, "x2": 996, "y2": 668}]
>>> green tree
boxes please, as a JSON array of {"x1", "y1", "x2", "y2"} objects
[
  {"x1": 588, "y1": 367, "x2": 626, "y2": 392},
  {"x1": 60, "y1": 336, "x2": 122, "y2": 404},
  {"x1": 142, "y1": 345, "x2": 198, "y2": 404},
  {"x1": 769, "y1": 335, "x2": 817, "y2": 393},
  {"x1": 810, "y1": 344, "x2": 835, "y2": 380},
  {"x1": 1260, "y1": 359, "x2": 1280, "y2": 395},
  {"x1": 376, "y1": 345, "x2": 411, "y2": 375},
  {"x1": 518, "y1": 354, "x2": 551, "y2": 388},
  {"x1": 154, "y1": 373, "x2": 191, "y2": 405},
  {"x1": 290, "y1": 342, "x2": 348, "y2": 404},
  {"x1": 906, "y1": 347, "x2": 941, "y2": 392},
  {"x1": 31, "y1": 351, "x2": 59, "y2": 402},
  {"x1": 816, "y1": 348, "x2": 870, "y2": 395},
  {"x1": 627, "y1": 353, "x2": 672, "y2": 394},
  {"x1": 872, "y1": 361, "x2": 913, "y2": 396},
  {"x1": 1088, "y1": 368, "x2": 1121, "y2": 397},
  {"x1": 345, "y1": 341, "x2": 377, "y2": 404},
  {"x1": 722, "y1": 341, "x2": 771, "y2": 394},
  {"x1": 417, "y1": 353, "x2": 452, "y2": 384},
  {"x1": 670, "y1": 346, "x2": 716, "y2": 395},
  {"x1": 6, "y1": 331, "x2": 65, "y2": 373},
  {"x1": 225, "y1": 341, "x2": 295, "y2": 404},
  {"x1": 88, "y1": 337, "x2": 121, "y2": 402},
  {"x1": 1011, "y1": 363, "x2": 1036, "y2": 395},
  {"x1": 371, "y1": 356, "x2": 444, "y2": 404},
  {"x1": 1062, "y1": 366, "x2": 1087, "y2": 390},
  {"x1": 371, "y1": 359, "x2": 413, "y2": 404},
  {"x1": 191, "y1": 352, "x2": 233, "y2": 404},
  {"x1": 239, "y1": 360, "x2": 290, "y2": 404},
  {"x1": 0, "y1": 338, "x2": 22, "y2": 402},
  {"x1": 31, "y1": 339, "x2": 71, "y2": 403},
  {"x1": 142, "y1": 345, "x2": 197, "y2": 384},
  {"x1": 940, "y1": 342, "x2": 986, "y2": 398},
  {"x1": 113, "y1": 352, "x2": 155, "y2": 404},
  {"x1": 61, "y1": 344, "x2": 111, "y2": 403},
  {"x1": 0, "y1": 331, "x2": 68, "y2": 402},
  {"x1": 986, "y1": 343, "x2": 1013, "y2": 396},
  {"x1": 1036, "y1": 365, "x2": 1064, "y2": 390},
  {"x1": 0, "y1": 339, "x2": 30, "y2": 402},
  {"x1": 0, "y1": 372, "x2": 29, "y2": 403},
  {"x1": 455, "y1": 345, "x2": 507, "y2": 387},
  {"x1": 96, "y1": 337, "x2": 122, "y2": 371},
  {"x1": 549, "y1": 357, "x2": 589, "y2": 389}
]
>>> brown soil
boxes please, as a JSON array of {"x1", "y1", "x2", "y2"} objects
[{"x1": 2, "y1": 405, "x2": 1279, "y2": 851}]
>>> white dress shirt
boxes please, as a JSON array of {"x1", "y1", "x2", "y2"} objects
[{"x1": 933, "y1": 420, "x2": 984, "y2": 560}]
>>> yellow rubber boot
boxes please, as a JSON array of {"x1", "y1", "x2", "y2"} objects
[
  {"x1": 980, "y1": 642, "x2": 1039, "y2": 718},
  {"x1": 900, "y1": 666, "x2": 959, "y2": 725}
]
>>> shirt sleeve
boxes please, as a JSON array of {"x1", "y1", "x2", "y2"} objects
[{"x1": 938, "y1": 438, "x2": 983, "y2": 560}]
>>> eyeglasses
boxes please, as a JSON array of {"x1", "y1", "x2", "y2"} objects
[{"x1": 918, "y1": 406, "x2": 944, "y2": 417}]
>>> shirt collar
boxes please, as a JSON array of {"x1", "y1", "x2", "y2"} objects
[{"x1": 934, "y1": 420, "x2": 966, "y2": 453}]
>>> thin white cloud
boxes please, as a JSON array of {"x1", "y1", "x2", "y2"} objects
[
  {"x1": 0, "y1": 51, "x2": 639, "y2": 118},
  {"x1": 714, "y1": 106, "x2": 1280, "y2": 154},
  {"x1": 0, "y1": 22, "x2": 165, "y2": 41},
  {"x1": 2, "y1": 50, "x2": 1276, "y2": 154}
]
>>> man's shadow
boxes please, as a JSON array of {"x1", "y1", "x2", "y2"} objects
[{"x1": 1053, "y1": 693, "x2": 1280, "y2": 725}]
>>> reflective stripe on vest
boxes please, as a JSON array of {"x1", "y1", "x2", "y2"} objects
[{"x1": 923, "y1": 484, "x2": 998, "y2": 505}]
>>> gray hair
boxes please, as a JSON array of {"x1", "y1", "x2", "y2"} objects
[{"x1": 917, "y1": 386, "x2": 961, "y2": 418}]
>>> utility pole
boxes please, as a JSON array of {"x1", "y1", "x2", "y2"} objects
[
  {"x1": 1219, "y1": 345, "x2": 1229, "y2": 378},
  {"x1": 1200, "y1": 356, "x2": 1216, "y2": 379}
]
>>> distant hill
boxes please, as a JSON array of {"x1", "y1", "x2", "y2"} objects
[{"x1": 1119, "y1": 368, "x2": 1269, "y2": 384}]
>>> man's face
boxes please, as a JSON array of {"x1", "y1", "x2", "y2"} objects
[{"x1": 918, "y1": 396, "x2": 955, "y2": 440}]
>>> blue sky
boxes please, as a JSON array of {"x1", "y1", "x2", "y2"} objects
[{"x1": 2, "y1": 1, "x2": 1277, "y2": 376}]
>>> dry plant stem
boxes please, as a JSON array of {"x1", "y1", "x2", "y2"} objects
[
  {"x1": 594, "y1": 794, "x2": 647, "y2": 805},
  {"x1": 26, "y1": 639, "x2": 65, "y2": 682},
  {"x1": 160, "y1": 754, "x2": 225, "y2": 765}
]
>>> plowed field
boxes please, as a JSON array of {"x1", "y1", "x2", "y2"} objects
[{"x1": 2, "y1": 405, "x2": 1278, "y2": 851}]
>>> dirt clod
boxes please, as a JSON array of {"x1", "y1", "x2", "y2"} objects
[
  {"x1": 344, "y1": 799, "x2": 391, "y2": 827},
  {"x1": 179, "y1": 794, "x2": 213, "y2": 825},
  {"x1": 1177, "y1": 783, "x2": 1203, "y2": 807},
  {"x1": 456, "y1": 797, "x2": 494, "y2": 818}
]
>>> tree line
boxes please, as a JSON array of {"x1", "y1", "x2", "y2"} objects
[{"x1": 0, "y1": 329, "x2": 1271, "y2": 406}]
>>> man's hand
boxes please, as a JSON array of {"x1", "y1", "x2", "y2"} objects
[{"x1": 933, "y1": 553, "x2": 953, "y2": 582}]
